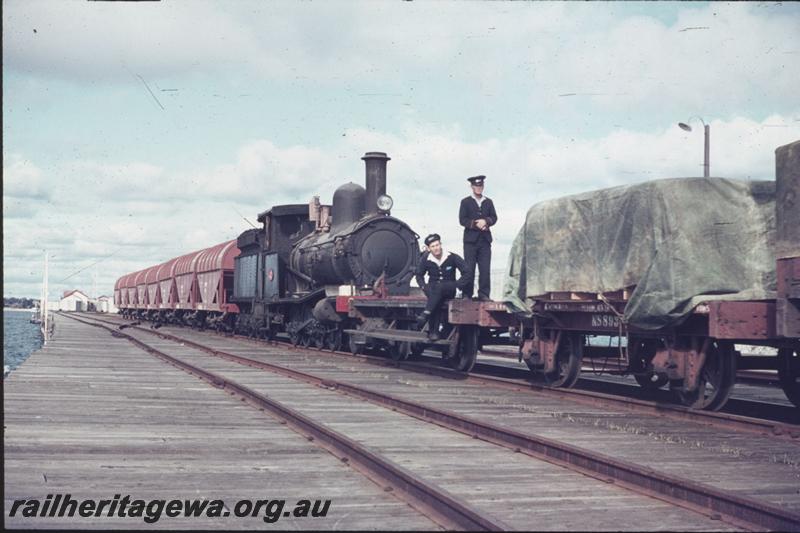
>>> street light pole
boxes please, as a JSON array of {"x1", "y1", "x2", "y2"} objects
[
  {"x1": 703, "y1": 123, "x2": 710, "y2": 178},
  {"x1": 678, "y1": 117, "x2": 710, "y2": 177}
]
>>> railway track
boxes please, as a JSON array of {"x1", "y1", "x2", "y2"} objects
[
  {"x1": 99, "y1": 313, "x2": 800, "y2": 433},
  {"x1": 76, "y1": 310, "x2": 800, "y2": 434},
  {"x1": 66, "y1": 313, "x2": 800, "y2": 531},
  {"x1": 78, "y1": 313, "x2": 799, "y2": 435}
]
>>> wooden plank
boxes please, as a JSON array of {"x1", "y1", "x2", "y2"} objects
[
  {"x1": 4, "y1": 315, "x2": 438, "y2": 530},
  {"x1": 569, "y1": 292, "x2": 596, "y2": 301}
]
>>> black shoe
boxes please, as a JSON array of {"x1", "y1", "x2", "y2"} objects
[
  {"x1": 478, "y1": 295, "x2": 492, "y2": 302},
  {"x1": 416, "y1": 311, "x2": 430, "y2": 330},
  {"x1": 428, "y1": 331, "x2": 440, "y2": 341}
]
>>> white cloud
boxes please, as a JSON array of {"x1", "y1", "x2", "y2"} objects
[
  {"x1": 192, "y1": 140, "x2": 345, "y2": 202},
  {"x1": 543, "y1": 4, "x2": 799, "y2": 115},
  {"x1": 338, "y1": 114, "x2": 799, "y2": 265},
  {"x1": 3, "y1": 154, "x2": 50, "y2": 200},
  {"x1": 5, "y1": 2, "x2": 797, "y2": 119},
  {"x1": 3, "y1": 0, "x2": 260, "y2": 81},
  {"x1": 5, "y1": 113, "x2": 798, "y2": 298}
]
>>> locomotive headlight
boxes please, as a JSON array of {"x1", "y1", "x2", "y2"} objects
[{"x1": 377, "y1": 194, "x2": 393, "y2": 212}]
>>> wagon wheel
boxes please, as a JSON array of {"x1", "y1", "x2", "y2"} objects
[
  {"x1": 634, "y1": 372, "x2": 669, "y2": 390},
  {"x1": 675, "y1": 341, "x2": 736, "y2": 411},
  {"x1": 778, "y1": 345, "x2": 800, "y2": 408},
  {"x1": 449, "y1": 325, "x2": 478, "y2": 372},
  {"x1": 325, "y1": 329, "x2": 343, "y2": 352},
  {"x1": 630, "y1": 338, "x2": 667, "y2": 389},
  {"x1": 526, "y1": 333, "x2": 583, "y2": 388},
  {"x1": 389, "y1": 340, "x2": 411, "y2": 361},
  {"x1": 440, "y1": 345, "x2": 451, "y2": 359}
]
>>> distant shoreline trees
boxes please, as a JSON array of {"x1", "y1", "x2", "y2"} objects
[{"x1": 4, "y1": 297, "x2": 38, "y2": 309}]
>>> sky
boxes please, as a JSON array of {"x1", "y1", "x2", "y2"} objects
[{"x1": 3, "y1": 0, "x2": 800, "y2": 300}]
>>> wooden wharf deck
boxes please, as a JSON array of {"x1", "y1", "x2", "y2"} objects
[
  {"x1": 6, "y1": 312, "x2": 800, "y2": 530},
  {"x1": 3, "y1": 314, "x2": 438, "y2": 530}
]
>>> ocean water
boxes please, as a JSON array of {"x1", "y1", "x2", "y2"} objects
[{"x1": 4, "y1": 309, "x2": 42, "y2": 377}]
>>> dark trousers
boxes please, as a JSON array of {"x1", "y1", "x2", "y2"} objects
[
  {"x1": 424, "y1": 281, "x2": 457, "y2": 332},
  {"x1": 463, "y1": 240, "x2": 492, "y2": 299}
]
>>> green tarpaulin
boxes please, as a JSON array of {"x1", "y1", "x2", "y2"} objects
[{"x1": 503, "y1": 177, "x2": 776, "y2": 330}]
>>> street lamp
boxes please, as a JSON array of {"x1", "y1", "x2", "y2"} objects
[{"x1": 678, "y1": 116, "x2": 710, "y2": 178}]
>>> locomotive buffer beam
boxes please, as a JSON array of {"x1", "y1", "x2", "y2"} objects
[
  {"x1": 343, "y1": 328, "x2": 455, "y2": 347},
  {"x1": 349, "y1": 299, "x2": 427, "y2": 310}
]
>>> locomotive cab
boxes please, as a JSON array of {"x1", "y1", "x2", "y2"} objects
[{"x1": 257, "y1": 204, "x2": 316, "y2": 299}]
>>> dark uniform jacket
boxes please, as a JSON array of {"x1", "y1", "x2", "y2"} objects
[
  {"x1": 459, "y1": 196, "x2": 498, "y2": 244},
  {"x1": 414, "y1": 251, "x2": 469, "y2": 294}
]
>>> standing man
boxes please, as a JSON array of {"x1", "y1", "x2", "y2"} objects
[
  {"x1": 459, "y1": 175, "x2": 498, "y2": 301},
  {"x1": 415, "y1": 234, "x2": 470, "y2": 340}
]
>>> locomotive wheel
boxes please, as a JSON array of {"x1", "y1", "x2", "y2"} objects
[
  {"x1": 526, "y1": 333, "x2": 583, "y2": 388},
  {"x1": 325, "y1": 330, "x2": 343, "y2": 352},
  {"x1": 675, "y1": 341, "x2": 736, "y2": 411},
  {"x1": 289, "y1": 331, "x2": 300, "y2": 347},
  {"x1": 449, "y1": 325, "x2": 478, "y2": 372},
  {"x1": 389, "y1": 341, "x2": 410, "y2": 361},
  {"x1": 313, "y1": 331, "x2": 326, "y2": 350},
  {"x1": 409, "y1": 343, "x2": 425, "y2": 359},
  {"x1": 300, "y1": 331, "x2": 312, "y2": 348},
  {"x1": 777, "y1": 345, "x2": 800, "y2": 408},
  {"x1": 634, "y1": 373, "x2": 669, "y2": 390},
  {"x1": 348, "y1": 334, "x2": 363, "y2": 355}
]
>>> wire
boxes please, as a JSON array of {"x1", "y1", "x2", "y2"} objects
[
  {"x1": 58, "y1": 249, "x2": 121, "y2": 283},
  {"x1": 233, "y1": 206, "x2": 257, "y2": 229}
]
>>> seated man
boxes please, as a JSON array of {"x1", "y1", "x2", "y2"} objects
[{"x1": 414, "y1": 233, "x2": 471, "y2": 340}]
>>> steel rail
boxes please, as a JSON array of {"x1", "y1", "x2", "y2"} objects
[
  {"x1": 61, "y1": 313, "x2": 509, "y2": 531},
  {"x1": 71, "y1": 313, "x2": 800, "y2": 532}
]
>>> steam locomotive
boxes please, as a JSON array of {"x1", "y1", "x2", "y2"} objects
[
  {"x1": 232, "y1": 152, "x2": 420, "y2": 348},
  {"x1": 114, "y1": 152, "x2": 421, "y2": 349}
]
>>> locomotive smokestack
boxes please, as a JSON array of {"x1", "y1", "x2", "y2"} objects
[{"x1": 363, "y1": 151, "x2": 390, "y2": 216}]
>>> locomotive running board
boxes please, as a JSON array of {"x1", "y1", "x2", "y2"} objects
[{"x1": 344, "y1": 328, "x2": 454, "y2": 346}]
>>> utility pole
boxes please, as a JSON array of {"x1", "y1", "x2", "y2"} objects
[
  {"x1": 703, "y1": 123, "x2": 710, "y2": 178},
  {"x1": 42, "y1": 251, "x2": 49, "y2": 344}
]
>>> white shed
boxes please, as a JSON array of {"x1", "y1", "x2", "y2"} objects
[
  {"x1": 95, "y1": 295, "x2": 117, "y2": 314},
  {"x1": 60, "y1": 290, "x2": 90, "y2": 312}
]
